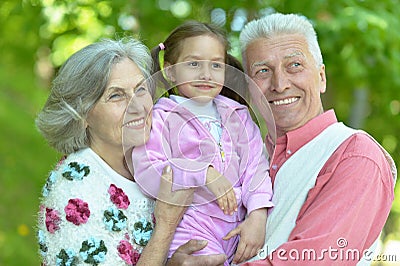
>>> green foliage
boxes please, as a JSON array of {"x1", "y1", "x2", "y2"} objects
[
  {"x1": 1, "y1": 0, "x2": 398, "y2": 265},
  {"x1": 0, "y1": 65, "x2": 59, "y2": 265}
]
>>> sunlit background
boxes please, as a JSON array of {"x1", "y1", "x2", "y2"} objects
[{"x1": 0, "y1": 0, "x2": 399, "y2": 265}]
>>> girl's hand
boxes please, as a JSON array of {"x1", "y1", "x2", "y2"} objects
[{"x1": 206, "y1": 166, "x2": 237, "y2": 215}]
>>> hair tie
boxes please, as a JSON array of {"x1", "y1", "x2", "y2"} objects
[{"x1": 158, "y1": 43, "x2": 168, "y2": 81}]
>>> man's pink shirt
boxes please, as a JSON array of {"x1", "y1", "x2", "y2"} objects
[{"x1": 246, "y1": 110, "x2": 395, "y2": 265}]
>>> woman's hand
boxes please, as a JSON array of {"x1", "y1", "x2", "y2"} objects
[
  {"x1": 206, "y1": 166, "x2": 237, "y2": 215},
  {"x1": 138, "y1": 165, "x2": 195, "y2": 265},
  {"x1": 154, "y1": 165, "x2": 194, "y2": 229}
]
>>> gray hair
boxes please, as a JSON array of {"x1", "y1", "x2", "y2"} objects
[
  {"x1": 240, "y1": 13, "x2": 323, "y2": 68},
  {"x1": 35, "y1": 37, "x2": 153, "y2": 154}
]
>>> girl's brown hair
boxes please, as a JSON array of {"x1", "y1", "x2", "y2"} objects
[
  {"x1": 151, "y1": 20, "x2": 228, "y2": 74},
  {"x1": 152, "y1": 20, "x2": 248, "y2": 105}
]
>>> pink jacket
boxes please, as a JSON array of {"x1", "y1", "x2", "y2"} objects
[{"x1": 132, "y1": 95, "x2": 273, "y2": 222}]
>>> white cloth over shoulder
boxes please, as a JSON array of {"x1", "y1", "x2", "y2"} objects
[{"x1": 249, "y1": 122, "x2": 396, "y2": 265}]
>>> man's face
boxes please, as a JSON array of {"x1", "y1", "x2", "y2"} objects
[{"x1": 244, "y1": 34, "x2": 326, "y2": 137}]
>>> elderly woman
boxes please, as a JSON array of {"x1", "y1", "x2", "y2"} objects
[{"x1": 35, "y1": 37, "x2": 226, "y2": 265}]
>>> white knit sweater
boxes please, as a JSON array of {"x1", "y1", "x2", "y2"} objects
[{"x1": 37, "y1": 148, "x2": 155, "y2": 266}]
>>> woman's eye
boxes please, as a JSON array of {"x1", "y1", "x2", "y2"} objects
[
  {"x1": 135, "y1": 86, "x2": 148, "y2": 95},
  {"x1": 107, "y1": 90, "x2": 128, "y2": 101},
  {"x1": 109, "y1": 93, "x2": 123, "y2": 99}
]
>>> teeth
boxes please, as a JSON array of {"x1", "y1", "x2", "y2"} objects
[
  {"x1": 272, "y1": 97, "x2": 298, "y2": 106},
  {"x1": 126, "y1": 118, "x2": 144, "y2": 127}
]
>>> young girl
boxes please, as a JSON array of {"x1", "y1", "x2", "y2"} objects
[{"x1": 131, "y1": 21, "x2": 273, "y2": 265}]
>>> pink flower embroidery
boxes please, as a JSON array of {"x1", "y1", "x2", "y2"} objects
[
  {"x1": 117, "y1": 240, "x2": 140, "y2": 265},
  {"x1": 45, "y1": 208, "x2": 61, "y2": 233},
  {"x1": 64, "y1": 198, "x2": 90, "y2": 225},
  {"x1": 108, "y1": 184, "x2": 130, "y2": 209}
]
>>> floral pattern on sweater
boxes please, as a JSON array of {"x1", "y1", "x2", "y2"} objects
[{"x1": 37, "y1": 148, "x2": 155, "y2": 266}]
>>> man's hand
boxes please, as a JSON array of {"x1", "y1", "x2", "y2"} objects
[
  {"x1": 223, "y1": 209, "x2": 267, "y2": 264},
  {"x1": 167, "y1": 239, "x2": 227, "y2": 266}
]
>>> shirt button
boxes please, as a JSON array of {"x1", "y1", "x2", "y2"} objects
[
  {"x1": 287, "y1": 150, "x2": 292, "y2": 155},
  {"x1": 272, "y1": 165, "x2": 278, "y2": 170}
]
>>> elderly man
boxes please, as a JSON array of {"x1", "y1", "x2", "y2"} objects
[
  {"x1": 239, "y1": 12, "x2": 396, "y2": 265},
  {"x1": 167, "y1": 13, "x2": 396, "y2": 266}
]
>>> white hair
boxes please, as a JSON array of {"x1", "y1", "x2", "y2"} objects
[
  {"x1": 240, "y1": 13, "x2": 323, "y2": 68},
  {"x1": 36, "y1": 37, "x2": 153, "y2": 154}
]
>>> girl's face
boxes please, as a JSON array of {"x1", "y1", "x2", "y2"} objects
[
  {"x1": 168, "y1": 35, "x2": 225, "y2": 103},
  {"x1": 86, "y1": 58, "x2": 153, "y2": 155}
]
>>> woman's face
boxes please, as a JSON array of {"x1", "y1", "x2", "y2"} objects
[{"x1": 86, "y1": 58, "x2": 153, "y2": 155}]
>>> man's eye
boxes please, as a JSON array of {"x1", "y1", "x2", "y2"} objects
[
  {"x1": 253, "y1": 68, "x2": 270, "y2": 79},
  {"x1": 288, "y1": 62, "x2": 304, "y2": 73},
  {"x1": 255, "y1": 68, "x2": 269, "y2": 75}
]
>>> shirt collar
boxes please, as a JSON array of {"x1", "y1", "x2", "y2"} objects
[{"x1": 266, "y1": 109, "x2": 338, "y2": 157}]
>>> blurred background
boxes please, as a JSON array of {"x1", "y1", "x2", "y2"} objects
[{"x1": 0, "y1": 0, "x2": 399, "y2": 265}]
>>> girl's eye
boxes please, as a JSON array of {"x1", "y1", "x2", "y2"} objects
[
  {"x1": 188, "y1": 61, "x2": 199, "y2": 67},
  {"x1": 212, "y1": 62, "x2": 223, "y2": 69}
]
